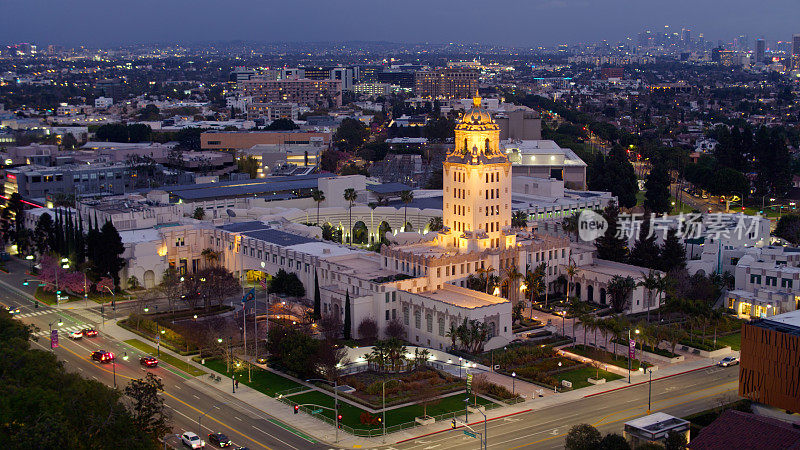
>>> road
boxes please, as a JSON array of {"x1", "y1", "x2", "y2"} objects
[
  {"x1": 0, "y1": 264, "x2": 325, "y2": 450},
  {"x1": 395, "y1": 365, "x2": 739, "y2": 449}
]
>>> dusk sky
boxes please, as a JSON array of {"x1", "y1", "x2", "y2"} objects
[{"x1": 1, "y1": 0, "x2": 798, "y2": 47}]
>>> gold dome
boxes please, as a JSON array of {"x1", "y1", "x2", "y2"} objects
[{"x1": 455, "y1": 93, "x2": 498, "y2": 131}]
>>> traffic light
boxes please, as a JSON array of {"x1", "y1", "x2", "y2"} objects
[
  {"x1": 377, "y1": 417, "x2": 382, "y2": 424},
  {"x1": 337, "y1": 414, "x2": 342, "y2": 428},
  {"x1": 451, "y1": 419, "x2": 457, "y2": 429},
  {"x1": 22, "y1": 279, "x2": 28, "y2": 286},
  {"x1": 293, "y1": 405, "x2": 299, "y2": 414}
]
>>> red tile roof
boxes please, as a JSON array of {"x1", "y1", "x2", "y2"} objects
[{"x1": 689, "y1": 410, "x2": 800, "y2": 450}]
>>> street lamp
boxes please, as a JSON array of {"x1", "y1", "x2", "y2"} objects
[
  {"x1": 511, "y1": 372, "x2": 516, "y2": 396},
  {"x1": 642, "y1": 365, "x2": 653, "y2": 413},
  {"x1": 628, "y1": 328, "x2": 640, "y2": 384},
  {"x1": 25, "y1": 254, "x2": 33, "y2": 273},
  {"x1": 307, "y1": 378, "x2": 340, "y2": 443}
]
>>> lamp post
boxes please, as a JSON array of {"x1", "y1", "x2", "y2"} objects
[
  {"x1": 55, "y1": 258, "x2": 69, "y2": 307},
  {"x1": 628, "y1": 328, "x2": 640, "y2": 384},
  {"x1": 458, "y1": 357, "x2": 462, "y2": 378},
  {"x1": 642, "y1": 366, "x2": 653, "y2": 413},
  {"x1": 380, "y1": 378, "x2": 401, "y2": 443},
  {"x1": 156, "y1": 323, "x2": 165, "y2": 357},
  {"x1": 511, "y1": 371, "x2": 516, "y2": 396},
  {"x1": 307, "y1": 378, "x2": 339, "y2": 443},
  {"x1": 103, "y1": 285, "x2": 116, "y2": 321},
  {"x1": 48, "y1": 319, "x2": 63, "y2": 352}
]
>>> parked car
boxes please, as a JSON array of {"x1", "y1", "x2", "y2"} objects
[
  {"x1": 91, "y1": 350, "x2": 114, "y2": 363},
  {"x1": 181, "y1": 431, "x2": 205, "y2": 449},
  {"x1": 207, "y1": 432, "x2": 232, "y2": 447},
  {"x1": 82, "y1": 328, "x2": 99, "y2": 337},
  {"x1": 718, "y1": 356, "x2": 739, "y2": 367},
  {"x1": 140, "y1": 356, "x2": 158, "y2": 367},
  {"x1": 256, "y1": 357, "x2": 268, "y2": 364},
  {"x1": 68, "y1": 330, "x2": 83, "y2": 339}
]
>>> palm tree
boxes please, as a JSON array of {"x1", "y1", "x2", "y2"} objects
[
  {"x1": 607, "y1": 275, "x2": 636, "y2": 313},
  {"x1": 566, "y1": 298, "x2": 588, "y2": 339},
  {"x1": 511, "y1": 210, "x2": 528, "y2": 228},
  {"x1": 503, "y1": 265, "x2": 524, "y2": 303},
  {"x1": 524, "y1": 268, "x2": 544, "y2": 320},
  {"x1": 477, "y1": 265, "x2": 495, "y2": 294},
  {"x1": 597, "y1": 318, "x2": 610, "y2": 350},
  {"x1": 637, "y1": 270, "x2": 663, "y2": 323},
  {"x1": 400, "y1": 190, "x2": 414, "y2": 231},
  {"x1": 312, "y1": 189, "x2": 325, "y2": 225},
  {"x1": 445, "y1": 322, "x2": 458, "y2": 350},
  {"x1": 427, "y1": 216, "x2": 444, "y2": 232},
  {"x1": 201, "y1": 248, "x2": 220, "y2": 267},
  {"x1": 343, "y1": 188, "x2": 358, "y2": 245},
  {"x1": 579, "y1": 314, "x2": 594, "y2": 347},
  {"x1": 565, "y1": 262, "x2": 578, "y2": 300},
  {"x1": 561, "y1": 213, "x2": 580, "y2": 242}
]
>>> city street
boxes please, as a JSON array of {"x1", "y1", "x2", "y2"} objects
[
  {"x1": 395, "y1": 365, "x2": 739, "y2": 450},
  {"x1": 0, "y1": 261, "x2": 325, "y2": 450}
]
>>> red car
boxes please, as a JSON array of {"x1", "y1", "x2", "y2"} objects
[
  {"x1": 82, "y1": 328, "x2": 99, "y2": 337},
  {"x1": 140, "y1": 356, "x2": 158, "y2": 367},
  {"x1": 91, "y1": 350, "x2": 114, "y2": 363}
]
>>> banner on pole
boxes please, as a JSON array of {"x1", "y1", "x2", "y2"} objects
[{"x1": 629, "y1": 338, "x2": 636, "y2": 359}]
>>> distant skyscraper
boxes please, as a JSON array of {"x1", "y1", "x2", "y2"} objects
[
  {"x1": 793, "y1": 34, "x2": 800, "y2": 69},
  {"x1": 755, "y1": 39, "x2": 766, "y2": 64},
  {"x1": 681, "y1": 28, "x2": 691, "y2": 46}
]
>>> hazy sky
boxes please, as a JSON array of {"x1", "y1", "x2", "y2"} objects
[{"x1": 1, "y1": 0, "x2": 798, "y2": 47}]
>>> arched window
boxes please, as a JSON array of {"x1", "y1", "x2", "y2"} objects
[
  {"x1": 438, "y1": 317, "x2": 445, "y2": 336},
  {"x1": 403, "y1": 307, "x2": 410, "y2": 325},
  {"x1": 485, "y1": 138, "x2": 491, "y2": 153},
  {"x1": 488, "y1": 322, "x2": 496, "y2": 339},
  {"x1": 426, "y1": 313, "x2": 433, "y2": 333},
  {"x1": 414, "y1": 310, "x2": 421, "y2": 329}
]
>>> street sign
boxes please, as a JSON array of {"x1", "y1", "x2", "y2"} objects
[
  {"x1": 311, "y1": 408, "x2": 323, "y2": 415},
  {"x1": 463, "y1": 430, "x2": 476, "y2": 439},
  {"x1": 50, "y1": 330, "x2": 59, "y2": 349},
  {"x1": 466, "y1": 373, "x2": 473, "y2": 392}
]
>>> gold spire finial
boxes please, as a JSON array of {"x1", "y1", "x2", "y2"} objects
[{"x1": 473, "y1": 92, "x2": 481, "y2": 108}]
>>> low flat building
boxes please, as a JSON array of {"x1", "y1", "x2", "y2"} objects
[
  {"x1": 688, "y1": 410, "x2": 800, "y2": 449},
  {"x1": 501, "y1": 140, "x2": 588, "y2": 190},
  {"x1": 623, "y1": 413, "x2": 690, "y2": 448},
  {"x1": 201, "y1": 130, "x2": 332, "y2": 152}
]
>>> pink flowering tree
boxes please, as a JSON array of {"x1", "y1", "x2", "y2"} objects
[{"x1": 95, "y1": 277, "x2": 114, "y2": 295}]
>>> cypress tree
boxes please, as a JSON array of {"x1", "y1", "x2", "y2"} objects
[
  {"x1": 313, "y1": 270, "x2": 321, "y2": 320},
  {"x1": 76, "y1": 213, "x2": 86, "y2": 265},
  {"x1": 659, "y1": 228, "x2": 687, "y2": 273},
  {"x1": 343, "y1": 290, "x2": 351, "y2": 340},
  {"x1": 54, "y1": 208, "x2": 63, "y2": 255}
]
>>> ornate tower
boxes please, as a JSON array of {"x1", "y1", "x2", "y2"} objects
[{"x1": 440, "y1": 94, "x2": 514, "y2": 253}]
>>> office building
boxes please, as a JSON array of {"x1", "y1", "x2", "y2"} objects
[
  {"x1": 239, "y1": 78, "x2": 342, "y2": 108},
  {"x1": 755, "y1": 38, "x2": 766, "y2": 64},
  {"x1": 4, "y1": 163, "x2": 134, "y2": 199},
  {"x1": 201, "y1": 131, "x2": 332, "y2": 152},
  {"x1": 793, "y1": 34, "x2": 800, "y2": 69},
  {"x1": 500, "y1": 140, "x2": 587, "y2": 189},
  {"x1": 739, "y1": 310, "x2": 800, "y2": 413},
  {"x1": 414, "y1": 69, "x2": 479, "y2": 99}
]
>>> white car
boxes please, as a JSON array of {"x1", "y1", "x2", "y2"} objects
[
  {"x1": 68, "y1": 330, "x2": 83, "y2": 340},
  {"x1": 718, "y1": 356, "x2": 740, "y2": 367},
  {"x1": 181, "y1": 431, "x2": 205, "y2": 449}
]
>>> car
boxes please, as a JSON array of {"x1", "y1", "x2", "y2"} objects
[
  {"x1": 140, "y1": 356, "x2": 158, "y2": 367},
  {"x1": 82, "y1": 328, "x2": 98, "y2": 337},
  {"x1": 68, "y1": 330, "x2": 83, "y2": 340},
  {"x1": 256, "y1": 357, "x2": 268, "y2": 364},
  {"x1": 5, "y1": 306, "x2": 21, "y2": 315},
  {"x1": 181, "y1": 431, "x2": 205, "y2": 449},
  {"x1": 91, "y1": 350, "x2": 114, "y2": 363},
  {"x1": 207, "y1": 432, "x2": 232, "y2": 447},
  {"x1": 718, "y1": 356, "x2": 740, "y2": 367}
]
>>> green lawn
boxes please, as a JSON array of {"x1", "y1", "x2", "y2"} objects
[
  {"x1": 565, "y1": 344, "x2": 645, "y2": 371},
  {"x1": 557, "y1": 366, "x2": 623, "y2": 390},
  {"x1": 200, "y1": 358, "x2": 302, "y2": 397},
  {"x1": 34, "y1": 286, "x2": 82, "y2": 305},
  {"x1": 123, "y1": 339, "x2": 206, "y2": 376},
  {"x1": 285, "y1": 389, "x2": 491, "y2": 429},
  {"x1": 714, "y1": 332, "x2": 741, "y2": 351}
]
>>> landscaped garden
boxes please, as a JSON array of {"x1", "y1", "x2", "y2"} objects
[
  {"x1": 564, "y1": 344, "x2": 646, "y2": 371},
  {"x1": 198, "y1": 357, "x2": 302, "y2": 397}
]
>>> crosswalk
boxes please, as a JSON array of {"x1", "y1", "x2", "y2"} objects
[
  {"x1": 16, "y1": 310, "x2": 54, "y2": 318},
  {"x1": 32, "y1": 324, "x2": 85, "y2": 337}
]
